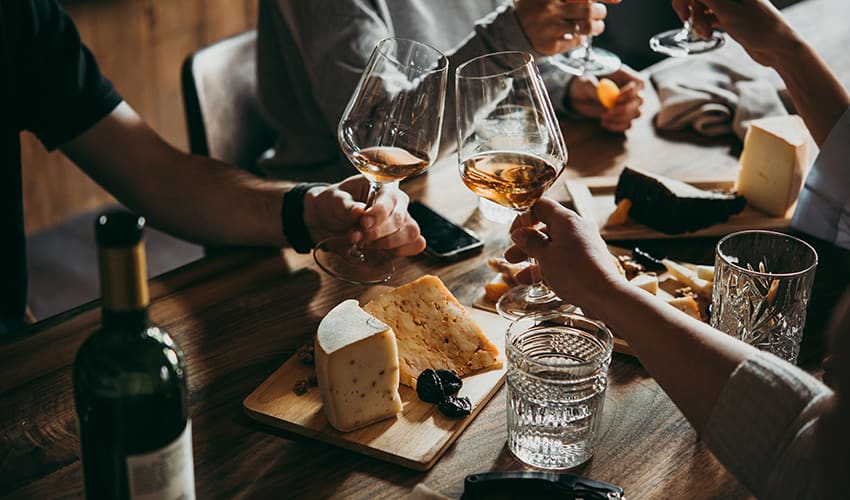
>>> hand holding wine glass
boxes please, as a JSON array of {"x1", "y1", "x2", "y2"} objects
[
  {"x1": 313, "y1": 37, "x2": 448, "y2": 285},
  {"x1": 456, "y1": 51, "x2": 570, "y2": 320},
  {"x1": 651, "y1": 0, "x2": 725, "y2": 56}
]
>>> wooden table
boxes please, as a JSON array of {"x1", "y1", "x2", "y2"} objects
[{"x1": 3, "y1": 0, "x2": 848, "y2": 497}]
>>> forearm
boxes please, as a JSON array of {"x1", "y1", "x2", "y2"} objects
[
  {"x1": 119, "y1": 153, "x2": 289, "y2": 248},
  {"x1": 765, "y1": 36, "x2": 850, "y2": 146},
  {"x1": 586, "y1": 282, "x2": 760, "y2": 433}
]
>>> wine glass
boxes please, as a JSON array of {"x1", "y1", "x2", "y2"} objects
[
  {"x1": 552, "y1": 15, "x2": 621, "y2": 76},
  {"x1": 313, "y1": 37, "x2": 448, "y2": 285},
  {"x1": 456, "y1": 51, "x2": 570, "y2": 320},
  {"x1": 650, "y1": 0, "x2": 725, "y2": 56}
]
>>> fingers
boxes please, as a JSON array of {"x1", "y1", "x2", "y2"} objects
[
  {"x1": 600, "y1": 83, "x2": 643, "y2": 131},
  {"x1": 671, "y1": 0, "x2": 691, "y2": 22},
  {"x1": 690, "y1": 1, "x2": 716, "y2": 38},
  {"x1": 504, "y1": 244, "x2": 529, "y2": 263}
]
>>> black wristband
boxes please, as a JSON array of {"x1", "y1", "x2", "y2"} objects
[{"x1": 282, "y1": 183, "x2": 328, "y2": 254}]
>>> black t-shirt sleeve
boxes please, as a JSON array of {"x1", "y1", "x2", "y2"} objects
[{"x1": 18, "y1": 0, "x2": 122, "y2": 150}]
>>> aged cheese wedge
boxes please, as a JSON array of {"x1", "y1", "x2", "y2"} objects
[
  {"x1": 736, "y1": 115, "x2": 810, "y2": 217},
  {"x1": 315, "y1": 300, "x2": 403, "y2": 432},
  {"x1": 364, "y1": 275, "x2": 502, "y2": 388},
  {"x1": 666, "y1": 296, "x2": 702, "y2": 321},
  {"x1": 629, "y1": 273, "x2": 659, "y2": 295}
]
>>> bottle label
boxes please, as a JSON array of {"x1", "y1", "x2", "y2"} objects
[{"x1": 126, "y1": 420, "x2": 196, "y2": 500}]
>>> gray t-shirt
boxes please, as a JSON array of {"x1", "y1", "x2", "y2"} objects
[{"x1": 256, "y1": 0, "x2": 572, "y2": 178}]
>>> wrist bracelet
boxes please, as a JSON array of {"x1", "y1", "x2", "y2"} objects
[{"x1": 282, "y1": 183, "x2": 328, "y2": 254}]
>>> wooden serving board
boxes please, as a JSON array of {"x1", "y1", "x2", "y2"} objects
[
  {"x1": 564, "y1": 176, "x2": 792, "y2": 241},
  {"x1": 243, "y1": 307, "x2": 509, "y2": 471},
  {"x1": 471, "y1": 246, "x2": 711, "y2": 358}
]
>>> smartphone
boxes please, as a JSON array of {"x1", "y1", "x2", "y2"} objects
[{"x1": 408, "y1": 201, "x2": 484, "y2": 260}]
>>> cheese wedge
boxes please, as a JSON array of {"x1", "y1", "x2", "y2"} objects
[
  {"x1": 736, "y1": 115, "x2": 810, "y2": 217},
  {"x1": 364, "y1": 275, "x2": 501, "y2": 388},
  {"x1": 315, "y1": 300, "x2": 403, "y2": 432},
  {"x1": 662, "y1": 259, "x2": 713, "y2": 299},
  {"x1": 666, "y1": 296, "x2": 702, "y2": 321},
  {"x1": 696, "y1": 265, "x2": 715, "y2": 282},
  {"x1": 629, "y1": 273, "x2": 659, "y2": 295}
]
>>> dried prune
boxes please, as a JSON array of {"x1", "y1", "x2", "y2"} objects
[
  {"x1": 438, "y1": 396, "x2": 472, "y2": 418},
  {"x1": 435, "y1": 369, "x2": 462, "y2": 396},
  {"x1": 416, "y1": 369, "x2": 445, "y2": 403}
]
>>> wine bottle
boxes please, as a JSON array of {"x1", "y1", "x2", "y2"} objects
[{"x1": 73, "y1": 211, "x2": 195, "y2": 499}]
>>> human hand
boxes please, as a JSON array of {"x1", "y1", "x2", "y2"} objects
[
  {"x1": 303, "y1": 175, "x2": 426, "y2": 256},
  {"x1": 567, "y1": 65, "x2": 645, "y2": 132},
  {"x1": 504, "y1": 197, "x2": 626, "y2": 315},
  {"x1": 514, "y1": 0, "x2": 618, "y2": 56},
  {"x1": 671, "y1": 0, "x2": 798, "y2": 67}
]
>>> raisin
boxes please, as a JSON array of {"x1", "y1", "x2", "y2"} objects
[
  {"x1": 416, "y1": 369, "x2": 445, "y2": 403},
  {"x1": 296, "y1": 344, "x2": 315, "y2": 365},
  {"x1": 435, "y1": 369, "x2": 462, "y2": 396},
  {"x1": 438, "y1": 396, "x2": 472, "y2": 418},
  {"x1": 293, "y1": 379, "x2": 309, "y2": 396}
]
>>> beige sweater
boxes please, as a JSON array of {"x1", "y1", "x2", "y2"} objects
[{"x1": 705, "y1": 350, "x2": 833, "y2": 499}]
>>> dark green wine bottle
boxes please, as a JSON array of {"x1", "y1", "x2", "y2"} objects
[{"x1": 74, "y1": 211, "x2": 195, "y2": 499}]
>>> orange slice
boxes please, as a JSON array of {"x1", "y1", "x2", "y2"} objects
[{"x1": 597, "y1": 78, "x2": 621, "y2": 109}]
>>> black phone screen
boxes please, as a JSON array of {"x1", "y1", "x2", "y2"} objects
[{"x1": 408, "y1": 201, "x2": 483, "y2": 258}]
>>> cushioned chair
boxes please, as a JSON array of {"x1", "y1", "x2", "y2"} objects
[{"x1": 181, "y1": 30, "x2": 275, "y2": 172}]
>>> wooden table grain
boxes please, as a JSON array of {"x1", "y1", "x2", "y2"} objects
[{"x1": 3, "y1": 0, "x2": 848, "y2": 497}]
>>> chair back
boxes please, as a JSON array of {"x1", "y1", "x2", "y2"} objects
[{"x1": 181, "y1": 30, "x2": 275, "y2": 172}]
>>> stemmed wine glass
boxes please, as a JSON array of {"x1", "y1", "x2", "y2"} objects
[
  {"x1": 650, "y1": 0, "x2": 725, "y2": 56},
  {"x1": 313, "y1": 37, "x2": 448, "y2": 285},
  {"x1": 552, "y1": 15, "x2": 621, "y2": 76},
  {"x1": 456, "y1": 51, "x2": 570, "y2": 320}
]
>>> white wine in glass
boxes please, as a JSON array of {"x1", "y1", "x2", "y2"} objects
[
  {"x1": 456, "y1": 51, "x2": 570, "y2": 320},
  {"x1": 313, "y1": 37, "x2": 448, "y2": 285},
  {"x1": 650, "y1": 0, "x2": 724, "y2": 56}
]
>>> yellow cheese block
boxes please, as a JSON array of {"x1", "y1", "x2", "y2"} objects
[
  {"x1": 736, "y1": 115, "x2": 810, "y2": 217},
  {"x1": 315, "y1": 300, "x2": 403, "y2": 432},
  {"x1": 662, "y1": 259, "x2": 713, "y2": 299},
  {"x1": 364, "y1": 275, "x2": 502, "y2": 388}
]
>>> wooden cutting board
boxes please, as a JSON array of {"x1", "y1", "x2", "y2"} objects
[
  {"x1": 564, "y1": 176, "x2": 791, "y2": 241},
  {"x1": 243, "y1": 307, "x2": 509, "y2": 471}
]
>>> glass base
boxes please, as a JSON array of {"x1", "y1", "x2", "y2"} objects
[
  {"x1": 496, "y1": 284, "x2": 575, "y2": 321},
  {"x1": 552, "y1": 47, "x2": 621, "y2": 76},
  {"x1": 313, "y1": 236, "x2": 394, "y2": 285},
  {"x1": 650, "y1": 28, "x2": 725, "y2": 56}
]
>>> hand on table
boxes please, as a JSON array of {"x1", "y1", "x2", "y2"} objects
[
  {"x1": 671, "y1": 0, "x2": 798, "y2": 67},
  {"x1": 568, "y1": 65, "x2": 646, "y2": 132},
  {"x1": 514, "y1": 0, "x2": 617, "y2": 55},
  {"x1": 303, "y1": 175, "x2": 426, "y2": 257},
  {"x1": 504, "y1": 197, "x2": 626, "y2": 316}
]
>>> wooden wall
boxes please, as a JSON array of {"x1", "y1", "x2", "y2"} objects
[{"x1": 22, "y1": 0, "x2": 259, "y2": 235}]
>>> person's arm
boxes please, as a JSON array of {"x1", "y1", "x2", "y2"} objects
[
  {"x1": 504, "y1": 198, "x2": 757, "y2": 432},
  {"x1": 677, "y1": 0, "x2": 850, "y2": 146},
  {"x1": 61, "y1": 102, "x2": 425, "y2": 255}
]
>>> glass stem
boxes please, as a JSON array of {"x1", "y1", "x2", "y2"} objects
[
  {"x1": 518, "y1": 211, "x2": 557, "y2": 303},
  {"x1": 347, "y1": 181, "x2": 383, "y2": 262},
  {"x1": 583, "y1": 36, "x2": 595, "y2": 64}
]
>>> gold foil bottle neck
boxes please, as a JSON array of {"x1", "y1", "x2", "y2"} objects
[{"x1": 98, "y1": 242, "x2": 149, "y2": 311}]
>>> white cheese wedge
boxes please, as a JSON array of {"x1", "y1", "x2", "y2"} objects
[
  {"x1": 364, "y1": 275, "x2": 501, "y2": 388},
  {"x1": 696, "y1": 265, "x2": 715, "y2": 282},
  {"x1": 662, "y1": 259, "x2": 713, "y2": 299},
  {"x1": 736, "y1": 115, "x2": 810, "y2": 217},
  {"x1": 315, "y1": 299, "x2": 403, "y2": 432},
  {"x1": 629, "y1": 273, "x2": 659, "y2": 295}
]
